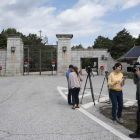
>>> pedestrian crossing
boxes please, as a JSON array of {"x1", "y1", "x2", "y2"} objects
[
  {"x1": 60, "y1": 87, "x2": 137, "y2": 109},
  {"x1": 124, "y1": 100, "x2": 137, "y2": 107}
]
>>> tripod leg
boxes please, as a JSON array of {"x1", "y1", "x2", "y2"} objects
[
  {"x1": 80, "y1": 75, "x2": 88, "y2": 104},
  {"x1": 89, "y1": 76, "x2": 95, "y2": 105},
  {"x1": 106, "y1": 76, "x2": 111, "y2": 104},
  {"x1": 98, "y1": 77, "x2": 106, "y2": 102}
]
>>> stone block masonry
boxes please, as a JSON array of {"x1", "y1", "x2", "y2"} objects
[
  {"x1": 5, "y1": 35, "x2": 23, "y2": 76},
  {"x1": 0, "y1": 49, "x2": 6, "y2": 75},
  {"x1": 56, "y1": 34, "x2": 73, "y2": 76}
]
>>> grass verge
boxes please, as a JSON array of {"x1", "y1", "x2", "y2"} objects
[{"x1": 101, "y1": 105, "x2": 137, "y2": 132}]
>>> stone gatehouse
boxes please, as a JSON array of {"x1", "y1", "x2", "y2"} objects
[{"x1": 0, "y1": 34, "x2": 127, "y2": 76}]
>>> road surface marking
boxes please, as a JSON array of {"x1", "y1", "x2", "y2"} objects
[
  {"x1": 57, "y1": 86, "x2": 132, "y2": 140},
  {"x1": 124, "y1": 100, "x2": 137, "y2": 107},
  {"x1": 82, "y1": 101, "x2": 98, "y2": 109},
  {"x1": 79, "y1": 93, "x2": 91, "y2": 98}
]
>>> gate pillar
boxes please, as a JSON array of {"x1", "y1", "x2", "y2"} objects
[
  {"x1": 5, "y1": 35, "x2": 24, "y2": 76},
  {"x1": 56, "y1": 34, "x2": 73, "y2": 75}
]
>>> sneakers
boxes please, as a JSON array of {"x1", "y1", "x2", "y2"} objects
[
  {"x1": 117, "y1": 118, "x2": 124, "y2": 124},
  {"x1": 113, "y1": 121, "x2": 118, "y2": 125},
  {"x1": 129, "y1": 132, "x2": 140, "y2": 138}
]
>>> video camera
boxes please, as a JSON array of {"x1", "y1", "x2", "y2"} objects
[
  {"x1": 105, "y1": 71, "x2": 108, "y2": 74},
  {"x1": 127, "y1": 62, "x2": 140, "y2": 73},
  {"x1": 86, "y1": 66, "x2": 92, "y2": 74}
]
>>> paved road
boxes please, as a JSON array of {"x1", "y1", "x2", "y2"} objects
[{"x1": 0, "y1": 75, "x2": 138, "y2": 140}]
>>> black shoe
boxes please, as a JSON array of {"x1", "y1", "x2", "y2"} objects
[
  {"x1": 68, "y1": 103, "x2": 73, "y2": 105},
  {"x1": 129, "y1": 132, "x2": 140, "y2": 138}
]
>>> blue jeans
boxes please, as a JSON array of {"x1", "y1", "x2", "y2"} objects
[{"x1": 109, "y1": 89, "x2": 123, "y2": 121}]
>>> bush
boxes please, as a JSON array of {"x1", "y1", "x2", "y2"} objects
[{"x1": 122, "y1": 72, "x2": 133, "y2": 79}]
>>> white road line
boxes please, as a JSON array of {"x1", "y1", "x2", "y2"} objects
[
  {"x1": 62, "y1": 88, "x2": 137, "y2": 107},
  {"x1": 59, "y1": 87, "x2": 68, "y2": 90},
  {"x1": 64, "y1": 92, "x2": 68, "y2": 95},
  {"x1": 79, "y1": 93, "x2": 91, "y2": 98},
  {"x1": 124, "y1": 100, "x2": 137, "y2": 107},
  {"x1": 57, "y1": 86, "x2": 132, "y2": 140},
  {"x1": 82, "y1": 101, "x2": 98, "y2": 109},
  {"x1": 85, "y1": 92, "x2": 137, "y2": 102},
  {"x1": 82, "y1": 96, "x2": 109, "y2": 109},
  {"x1": 98, "y1": 96, "x2": 109, "y2": 102},
  {"x1": 57, "y1": 86, "x2": 67, "y2": 100}
]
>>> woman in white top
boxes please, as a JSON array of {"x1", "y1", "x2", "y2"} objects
[{"x1": 69, "y1": 66, "x2": 83, "y2": 109}]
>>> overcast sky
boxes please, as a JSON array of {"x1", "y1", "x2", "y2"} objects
[{"x1": 0, "y1": 0, "x2": 140, "y2": 47}]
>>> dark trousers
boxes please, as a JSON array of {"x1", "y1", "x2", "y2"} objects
[
  {"x1": 109, "y1": 89, "x2": 123, "y2": 121},
  {"x1": 68, "y1": 89, "x2": 72, "y2": 104},
  {"x1": 136, "y1": 100, "x2": 140, "y2": 134},
  {"x1": 71, "y1": 88, "x2": 80, "y2": 105}
]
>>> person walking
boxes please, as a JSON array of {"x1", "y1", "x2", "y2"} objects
[
  {"x1": 108, "y1": 63, "x2": 127, "y2": 125},
  {"x1": 69, "y1": 66, "x2": 83, "y2": 109},
  {"x1": 66, "y1": 65, "x2": 74, "y2": 105}
]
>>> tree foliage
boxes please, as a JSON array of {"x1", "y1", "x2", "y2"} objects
[
  {"x1": 3, "y1": 28, "x2": 22, "y2": 35},
  {"x1": 0, "y1": 28, "x2": 56, "y2": 72},
  {"x1": 112, "y1": 28, "x2": 134, "y2": 59},
  {"x1": 135, "y1": 34, "x2": 140, "y2": 46},
  {"x1": 23, "y1": 34, "x2": 42, "y2": 45},
  {"x1": 0, "y1": 30, "x2": 7, "y2": 49},
  {"x1": 81, "y1": 58, "x2": 98, "y2": 69},
  {"x1": 72, "y1": 43, "x2": 84, "y2": 49},
  {"x1": 0, "y1": 27, "x2": 140, "y2": 64},
  {"x1": 0, "y1": 28, "x2": 23, "y2": 49},
  {"x1": 0, "y1": 28, "x2": 42, "y2": 49},
  {"x1": 87, "y1": 46, "x2": 92, "y2": 49},
  {"x1": 93, "y1": 35, "x2": 113, "y2": 53}
]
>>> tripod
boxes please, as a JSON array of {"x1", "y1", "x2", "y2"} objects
[
  {"x1": 98, "y1": 71, "x2": 111, "y2": 104},
  {"x1": 80, "y1": 72, "x2": 95, "y2": 105}
]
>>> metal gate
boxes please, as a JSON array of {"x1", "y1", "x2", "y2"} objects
[{"x1": 24, "y1": 44, "x2": 57, "y2": 75}]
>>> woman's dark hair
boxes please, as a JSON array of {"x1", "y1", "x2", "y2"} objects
[
  {"x1": 74, "y1": 66, "x2": 79, "y2": 76},
  {"x1": 113, "y1": 63, "x2": 122, "y2": 70}
]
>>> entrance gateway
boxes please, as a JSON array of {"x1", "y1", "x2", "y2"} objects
[
  {"x1": 56, "y1": 34, "x2": 117, "y2": 76},
  {"x1": 0, "y1": 34, "x2": 128, "y2": 76},
  {"x1": 24, "y1": 44, "x2": 57, "y2": 75}
]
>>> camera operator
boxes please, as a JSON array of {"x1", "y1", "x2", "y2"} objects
[{"x1": 129, "y1": 68, "x2": 140, "y2": 138}]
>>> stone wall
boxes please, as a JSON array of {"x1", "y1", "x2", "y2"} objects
[
  {"x1": 0, "y1": 49, "x2": 6, "y2": 75},
  {"x1": 107, "y1": 53, "x2": 128, "y2": 73},
  {"x1": 71, "y1": 49, "x2": 108, "y2": 75},
  {"x1": 71, "y1": 49, "x2": 128, "y2": 75},
  {"x1": 0, "y1": 34, "x2": 128, "y2": 76}
]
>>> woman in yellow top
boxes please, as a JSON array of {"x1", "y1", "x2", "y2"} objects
[{"x1": 108, "y1": 63, "x2": 127, "y2": 125}]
